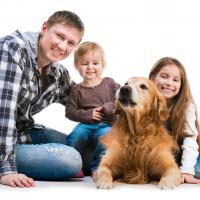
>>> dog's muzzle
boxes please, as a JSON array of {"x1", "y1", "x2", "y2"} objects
[{"x1": 118, "y1": 86, "x2": 137, "y2": 106}]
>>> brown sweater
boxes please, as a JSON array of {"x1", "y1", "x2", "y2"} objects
[{"x1": 65, "y1": 77, "x2": 120, "y2": 125}]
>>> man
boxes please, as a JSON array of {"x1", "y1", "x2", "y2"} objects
[{"x1": 0, "y1": 10, "x2": 84, "y2": 187}]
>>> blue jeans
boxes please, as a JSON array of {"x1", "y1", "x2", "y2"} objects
[
  {"x1": 66, "y1": 123, "x2": 111, "y2": 175},
  {"x1": 195, "y1": 155, "x2": 200, "y2": 179},
  {"x1": 16, "y1": 127, "x2": 82, "y2": 180}
]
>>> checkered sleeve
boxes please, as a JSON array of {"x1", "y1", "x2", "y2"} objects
[
  {"x1": 58, "y1": 65, "x2": 76, "y2": 106},
  {"x1": 0, "y1": 39, "x2": 23, "y2": 175}
]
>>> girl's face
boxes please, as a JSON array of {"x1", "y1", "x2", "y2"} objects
[
  {"x1": 76, "y1": 50, "x2": 103, "y2": 81},
  {"x1": 152, "y1": 65, "x2": 182, "y2": 100}
]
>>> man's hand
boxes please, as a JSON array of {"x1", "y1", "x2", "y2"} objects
[
  {"x1": 181, "y1": 173, "x2": 200, "y2": 184},
  {"x1": 0, "y1": 173, "x2": 35, "y2": 187}
]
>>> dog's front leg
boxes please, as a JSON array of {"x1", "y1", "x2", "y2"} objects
[
  {"x1": 96, "y1": 165, "x2": 113, "y2": 189},
  {"x1": 159, "y1": 167, "x2": 181, "y2": 189}
]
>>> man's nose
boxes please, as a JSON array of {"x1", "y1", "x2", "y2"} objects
[{"x1": 58, "y1": 41, "x2": 68, "y2": 51}]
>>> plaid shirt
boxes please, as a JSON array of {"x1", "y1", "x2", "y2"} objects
[{"x1": 0, "y1": 30, "x2": 74, "y2": 175}]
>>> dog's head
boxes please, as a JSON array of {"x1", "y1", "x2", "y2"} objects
[{"x1": 116, "y1": 77, "x2": 168, "y2": 122}]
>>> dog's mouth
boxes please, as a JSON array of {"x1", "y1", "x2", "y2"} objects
[
  {"x1": 118, "y1": 85, "x2": 137, "y2": 107},
  {"x1": 118, "y1": 97, "x2": 137, "y2": 107}
]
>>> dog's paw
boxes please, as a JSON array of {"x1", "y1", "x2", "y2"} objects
[
  {"x1": 96, "y1": 179, "x2": 113, "y2": 189},
  {"x1": 158, "y1": 175, "x2": 181, "y2": 190}
]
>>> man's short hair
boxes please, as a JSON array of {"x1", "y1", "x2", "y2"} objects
[{"x1": 47, "y1": 10, "x2": 84, "y2": 34}]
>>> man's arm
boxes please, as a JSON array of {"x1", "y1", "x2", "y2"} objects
[
  {"x1": 0, "y1": 39, "x2": 23, "y2": 176},
  {"x1": 57, "y1": 65, "x2": 76, "y2": 106}
]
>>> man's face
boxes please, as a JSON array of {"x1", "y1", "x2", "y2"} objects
[{"x1": 39, "y1": 22, "x2": 82, "y2": 63}]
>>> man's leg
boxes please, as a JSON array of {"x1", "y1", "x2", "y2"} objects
[
  {"x1": 16, "y1": 127, "x2": 82, "y2": 180},
  {"x1": 28, "y1": 127, "x2": 67, "y2": 144},
  {"x1": 16, "y1": 143, "x2": 82, "y2": 180}
]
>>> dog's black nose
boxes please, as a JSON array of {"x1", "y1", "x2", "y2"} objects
[{"x1": 119, "y1": 85, "x2": 132, "y2": 98}]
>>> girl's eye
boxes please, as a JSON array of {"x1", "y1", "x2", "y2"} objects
[
  {"x1": 160, "y1": 75, "x2": 167, "y2": 79},
  {"x1": 93, "y1": 62, "x2": 98, "y2": 65}
]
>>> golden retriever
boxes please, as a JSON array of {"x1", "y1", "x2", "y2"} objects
[{"x1": 95, "y1": 77, "x2": 181, "y2": 189}]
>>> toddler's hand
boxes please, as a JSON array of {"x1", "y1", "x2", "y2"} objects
[{"x1": 93, "y1": 107, "x2": 104, "y2": 121}]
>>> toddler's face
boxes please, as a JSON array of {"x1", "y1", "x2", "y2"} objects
[
  {"x1": 152, "y1": 65, "x2": 181, "y2": 100},
  {"x1": 76, "y1": 50, "x2": 103, "y2": 81}
]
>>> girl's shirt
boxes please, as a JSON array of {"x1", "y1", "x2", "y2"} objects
[
  {"x1": 66, "y1": 77, "x2": 120, "y2": 125},
  {"x1": 180, "y1": 103, "x2": 199, "y2": 175}
]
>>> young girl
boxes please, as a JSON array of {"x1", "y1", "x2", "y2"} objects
[
  {"x1": 149, "y1": 57, "x2": 200, "y2": 184},
  {"x1": 66, "y1": 41, "x2": 120, "y2": 176}
]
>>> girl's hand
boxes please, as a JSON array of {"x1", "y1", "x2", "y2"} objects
[
  {"x1": 93, "y1": 107, "x2": 104, "y2": 121},
  {"x1": 181, "y1": 173, "x2": 200, "y2": 184},
  {"x1": 0, "y1": 173, "x2": 35, "y2": 187}
]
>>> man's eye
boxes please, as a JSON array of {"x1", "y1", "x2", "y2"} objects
[
  {"x1": 57, "y1": 34, "x2": 64, "y2": 40},
  {"x1": 68, "y1": 41, "x2": 75, "y2": 46}
]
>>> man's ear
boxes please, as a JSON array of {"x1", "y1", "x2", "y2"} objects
[{"x1": 40, "y1": 22, "x2": 48, "y2": 35}]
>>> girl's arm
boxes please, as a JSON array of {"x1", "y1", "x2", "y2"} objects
[{"x1": 180, "y1": 103, "x2": 200, "y2": 183}]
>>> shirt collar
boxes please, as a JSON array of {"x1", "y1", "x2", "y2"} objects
[{"x1": 16, "y1": 30, "x2": 39, "y2": 64}]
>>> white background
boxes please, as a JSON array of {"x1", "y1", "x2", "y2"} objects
[
  {"x1": 1, "y1": 0, "x2": 200, "y2": 198},
  {"x1": 1, "y1": 0, "x2": 200, "y2": 134}
]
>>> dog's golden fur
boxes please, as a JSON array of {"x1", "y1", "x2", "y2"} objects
[{"x1": 95, "y1": 77, "x2": 181, "y2": 189}]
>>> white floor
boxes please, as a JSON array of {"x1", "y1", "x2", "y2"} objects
[{"x1": 1, "y1": 177, "x2": 200, "y2": 200}]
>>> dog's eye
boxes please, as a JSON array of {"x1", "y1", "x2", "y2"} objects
[
  {"x1": 140, "y1": 84, "x2": 148, "y2": 90},
  {"x1": 124, "y1": 82, "x2": 128, "y2": 86}
]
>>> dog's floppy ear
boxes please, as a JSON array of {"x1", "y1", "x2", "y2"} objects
[
  {"x1": 154, "y1": 94, "x2": 169, "y2": 121},
  {"x1": 114, "y1": 101, "x2": 123, "y2": 114},
  {"x1": 125, "y1": 111, "x2": 136, "y2": 135},
  {"x1": 115, "y1": 101, "x2": 135, "y2": 134}
]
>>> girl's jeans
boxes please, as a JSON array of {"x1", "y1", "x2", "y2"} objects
[
  {"x1": 195, "y1": 155, "x2": 200, "y2": 179},
  {"x1": 16, "y1": 127, "x2": 82, "y2": 180},
  {"x1": 66, "y1": 122, "x2": 111, "y2": 175}
]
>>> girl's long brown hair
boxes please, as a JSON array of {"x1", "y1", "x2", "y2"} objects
[{"x1": 149, "y1": 57, "x2": 200, "y2": 146}]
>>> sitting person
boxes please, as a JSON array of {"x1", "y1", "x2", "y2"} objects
[
  {"x1": 149, "y1": 57, "x2": 200, "y2": 184},
  {"x1": 0, "y1": 10, "x2": 84, "y2": 187},
  {"x1": 66, "y1": 41, "x2": 120, "y2": 178}
]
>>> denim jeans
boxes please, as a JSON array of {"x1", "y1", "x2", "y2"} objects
[
  {"x1": 66, "y1": 122, "x2": 111, "y2": 175},
  {"x1": 194, "y1": 155, "x2": 200, "y2": 179},
  {"x1": 16, "y1": 127, "x2": 82, "y2": 180}
]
